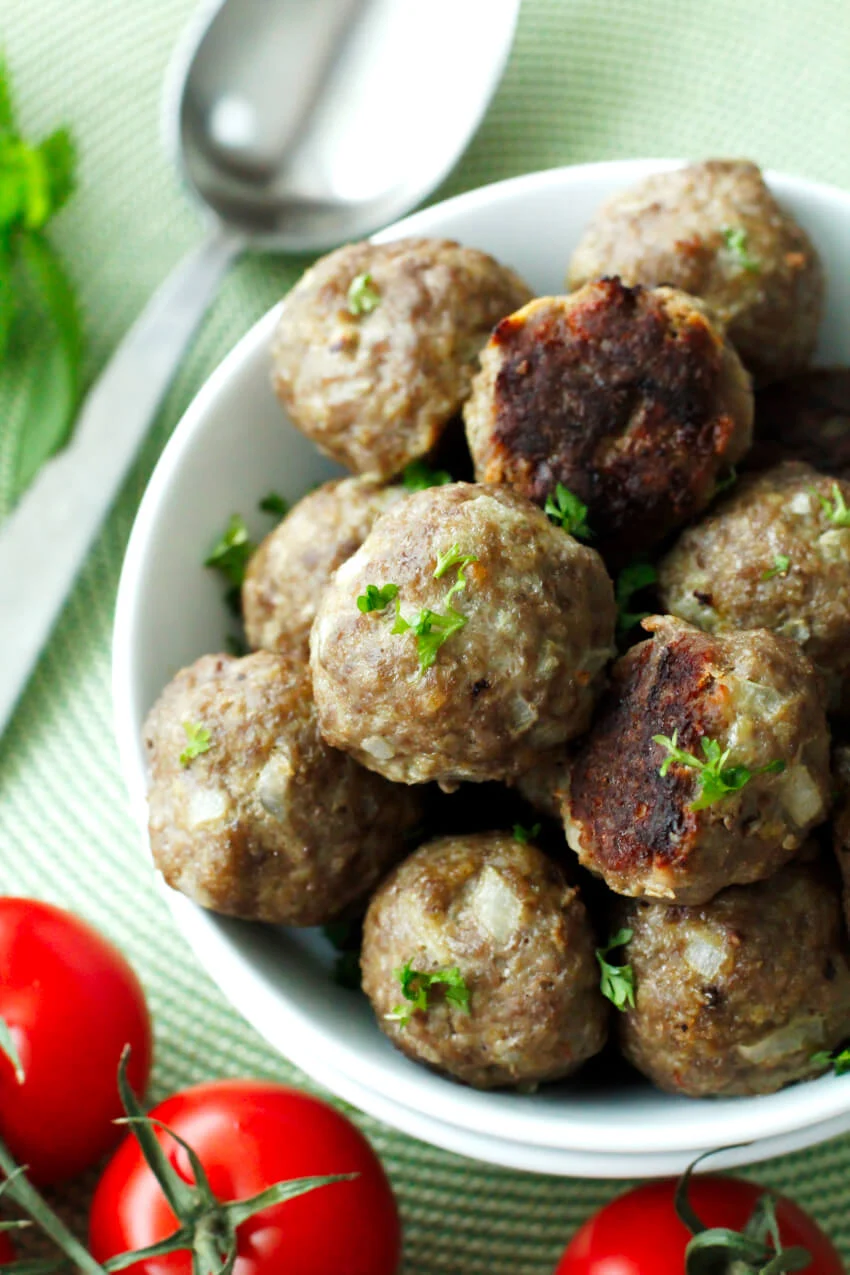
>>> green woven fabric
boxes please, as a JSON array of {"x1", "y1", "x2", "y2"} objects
[{"x1": 2, "y1": 1, "x2": 850, "y2": 1269}]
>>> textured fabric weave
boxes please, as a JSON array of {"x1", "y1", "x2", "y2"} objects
[{"x1": 1, "y1": 1, "x2": 850, "y2": 1269}]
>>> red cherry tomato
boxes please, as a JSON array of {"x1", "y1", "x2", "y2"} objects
[
  {"x1": 0, "y1": 898, "x2": 152, "y2": 1185},
  {"x1": 556, "y1": 1176, "x2": 845, "y2": 1274},
  {"x1": 89, "y1": 1081, "x2": 401, "y2": 1275}
]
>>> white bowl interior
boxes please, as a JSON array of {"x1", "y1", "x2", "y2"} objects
[{"x1": 114, "y1": 159, "x2": 850, "y2": 1174}]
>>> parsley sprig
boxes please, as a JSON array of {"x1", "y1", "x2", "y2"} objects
[
  {"x1": 402, "y1": 459, "x2": 452, "y2": 491},
  {"x1": 814, "y1": 482, "x2": 850, "y2": 527},
  {"x1": 544, "y1": 483, "x2": 592, "y2": 539},
  {"x1": 513, "y1": 822, "x2": 541, "y2": 844},
  {"x1": 721, "y1": 225, "x2": 761, "y2": 274},
  {"x1": 392, "y1": 545, "x2": 478, "y2": 674},
  {"x1": 357, "y1": 582, "x2": 399, "y2": 613},
  {"x1": 596, "y1": 929, "x2": 636, "y2": 1011},
  {"x1": 387, "y1": 959, "x2": 471, "y2": 1028},
  {"x1": 615, "y1": 562, "x2": 658, "y2": 636},
  {"x1": 179, "y1": 722, "x2": 211, "y2": 767},
  {"x1": 762, "y1": 554, "x2": 791, "y2": 581},
  {"x1": 258, "y1": 491, "x2": 288, "y2": 517},
  {"x1": 714, "y1": 464, "x2": 738, "y2": 497},
  {"x1": 1, "y1": 57, "x2": 84, "y2": 495},
  {"x1": 811, "y1": 1046, "x2": 850, "y2": 1076},
  {"x1": 653, "y1": 729, "x2": 786, "y2": 812},
  {"x1": 346, "y1": 272, "x2": 380, "y2": 316}
]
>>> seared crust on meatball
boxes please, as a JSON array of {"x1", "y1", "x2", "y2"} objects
[
  {"x1": 243, "y1": 477, "x2": 407, "y2": 659},
  {"x1": 143, "y1": 651, "x2": 423, "y2": 925},
  {"x1": 310, "y1": 483, "x2": 616, "y2": 787},
  {"x1": 565, "y1": 616, "x2": 830, "y2": 904},
  {"x1": 567, "y1": 159, "x2": 824, "y2": 383},
  {"x1": 658, "y1": 463, "x2": 850, "y2": 711},
  {"x1": 748, "y1": 369, "x2": 850, "y2": 479},
  {"x1": 617, "y1": 857, "x2": 850, "y2": 1096},
  {"x1": 271, "y1": 238, "x2": 533, "y2": 479},
  {"x1": 361, "y1": 832, "x2": 608, "y2": 1088},
  {"x1": 463, "y1": 281, "x2": 753, "y2": 557},
  {"x1": 834, "y1": 746, "x2": 850, "y2": 932}
]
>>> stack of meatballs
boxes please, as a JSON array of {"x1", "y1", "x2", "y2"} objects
[{"x1": 145, "y1": 160, "x2": 850, "y2": 1100}]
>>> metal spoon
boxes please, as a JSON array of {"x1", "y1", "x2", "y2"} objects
[{"x1": 0, "y1": 0, "x2": 521, "y2": 735}]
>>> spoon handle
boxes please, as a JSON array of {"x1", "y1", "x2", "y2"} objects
[{"x1": 0, "y1": 223, "x2": 243, "y2": 737}]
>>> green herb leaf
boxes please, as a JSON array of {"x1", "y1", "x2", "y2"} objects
[
  {"x1": 433, "y1": 543, "x2": 478, "y2": 580},
  {"x1": 224, "y1": 633, "x2": 248, "y2": 658},
  {"x1": 721, "y1": 225, "x2": 761, "y2": 274},
  {"x1": 0, "y1": 57, "x2": 16, "y2": 134},
  {"x1": 714, "y1": 464, "x2": 738, "y2": 497},
  {"x1": 391, "y1": 546, "x2": 476, "y2": 674},
  {"x1": 387, "y1": 959, "x2": 471, "y2": 1028},
  {"x1": 0, "y1": 1015, "x2": 24, "y2": 1083},
  {"x1": 596, "y1": 928, "x2": 636, "y2": 1011},
  {"x1": 654, "y1": 730, "x2": 786, "y2": 812},
  {"x1": 204, "y1": 514, "x2": 256, "y2": 588},
  {"x1": 512, "y1": 822, "x2": 541, "y2": 844},
  {"x1": 179, "y1": 722, "x2": 211, "y2": 767},
  {"x1": 346, "y1": 272, "x2": 380, "y2": 316},
  {"x1": 615, "y1": 561, "x2": 658, "y2": 635},
  {"x1": 357, "y1": 582, "x2": 399, "y2": 613},
  {"x1": 812, "y1": 1046, "x2": 850, "y2": 1075},
  {"x1": 762, "y1": 554, "x2": 791, "y2": 581},
  {"x1": 544, "y1": 483, "x2": 592, "y2": 539},
  {"x1": 258, "y1": 491, "x2": 288, "y2": 517},
  {"x1": 401, "y1": 459, "x2": 452, "y2": 491},
  {"x1": 814, "y1": 482, "x2": 850, "y2": 527}
]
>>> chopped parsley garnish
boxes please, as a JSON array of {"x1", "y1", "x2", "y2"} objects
[
  {"x1": 721, "y1": 225, "x2": 761, "y2": 273},
  {"x1": 811, "y1": 1046, "x2": 850, "y2": 1076},
  {"x1": 357, "y1": 582, "x2": 399, "y2": 613},
  {"x1": 346, "y1": 272, "x2": 380, "y2": 316},
  {"x1": 615, "y1": 562, "x2": 658, "y2": 635},
  {"x1": 762, "y1": 554, "x2": 791, "y2": 581},
  {"x1": 653, "y1": 729, "x2": 786, "y2": 812},
  {"x1": 714, "y1": 464, "x2": 738, "y2": 497},
  {"x1": 814, "y1": 482, "x2": 850, "y2": 527},
  {"x1": 386, "y1": 959, "x2": 470, "y2": 1028},
  {"x1": 179, "y1": 722, "x2": 212, "y2": 767},
  {"x1": 205, "y1": 514, "x2": 256, "y2": 588},
  {"x1": 402, "y1": 459, "x2": 452, "y2": 491},
  {"x1": 596, "y1": 929, "x2": 635, "y2": 1011},
  {"x1": 544, "y1": 483, "x2": 592, "y2": 539},
  {"x1": 513, "y1": 822, "x2": 542, "y2": 844},
  {"x1": 224, "y1": 633, "x2": 248, "y2": 658},
  {"x1": 390, "y1": 546, "x2": 478, "y2": 674},
  {"x1": 258, "y1": 491, "x2": 288, "y2": 517}
]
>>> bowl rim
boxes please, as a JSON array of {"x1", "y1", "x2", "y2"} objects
[{"x1": 113, "y1": 156, "x2": 850, "y2": 1169}]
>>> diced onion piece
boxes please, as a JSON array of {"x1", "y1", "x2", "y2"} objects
[
  {"x1": 684, "y1": 928, "x2": 728, "y2": 980},
  {"x1": 780, "y1": 765, "x2": 824, "y2": 827},
  {"x1": 257, "y1": 752, "x2": 295, "y2": 818},
  {"x1": 187, "y1": 785, "x2": 230, "y2": 826},
  {"x1": 818, "y1": 528, "x2": 850, "y2": 563},
  {"x1": 777, "y1": 616, "x2": 811, "y2": 643},
  {"x1": 789, "y1": 491, "x2": 814, "y2": 516},
  {"x1": 733, "y1": 678, "x2": 788, "y2": 721},
  {"x1": 737, "y1": 1016, "x2": 824, "y2": 1064},
  {"x1": 361, "y1": 735, "x2": 395, "y2": 761},
  {"x1": 468, "y1": 865, "x2": 523, "y2": 946}
]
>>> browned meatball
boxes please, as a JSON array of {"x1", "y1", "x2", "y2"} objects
[
  {"x1": 617, "y1": 856, "x2": 850, "y2": 1097},
  {"x1": 748, "y1": 369, "x2": 850, "y2": 479},
  {"x1": 834, "y1": 745, "x2": 850, "y2": 932},
  {"x1": 361, "y1": 832, "x2": 608, "y2": 1088},
  {"x1": 565, "y1": 616, "x2": 830, "y2": 905},
  {"x1": 271, "y1": 238, "x2": 533, "y2": 479},
  {"x1": 243, "y1": 477, "x2": 408, "y2": 659},
  {"x1": 143, "y1": 651, "x2": 423, "y2": 925},
  {"x1": 658, "y1": 463, "x2": 850, "y2": 713},
  {"x1": 568, "y1": 160, "x2": 824, "y2": 384},
  {"x1": 310, "y1": 483, "x2": 616, "y2": 788},
  {"x1": 463, "y1": 280, "x2": 753, "y2": 558}
]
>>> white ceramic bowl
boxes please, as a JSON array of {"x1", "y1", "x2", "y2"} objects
[{"x1": 114, "y1": 159, "x2": 850, "y2": 1177}]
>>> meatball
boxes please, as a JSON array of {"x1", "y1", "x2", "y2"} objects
[
  {"x1": 565, "y1": 616, "x2": 830, "y2": 905},
  {"x1": 567, "y1": 159, "x2": 824, "y2": 383},
  {"x1": 143, "y1": 651, "x2": 423, "y2": 925},
  {"x1": 271, "y1": 238, "x2": 533, "y2": 479},
  {"x1": 243, "y1": 476, "x2": 407, "y2": 659},
  {"x1": 658, "y1": 463, "x2": 850, "y2": 712},
  {"x1": 833, "y1": 745, "x2": 850, "y2": 932},
  {"x1": 617, "y1": 857, "x2": 850, "y2": 1096},
  {"x1": 463, "y1": 280, "x2": 752, "y2": 558},
  {"x1": 361, "y1": 832, "x2": 608, "y2": 1088},
  {"x1": 513, "y1": 746, "x2": 572, "y2": 823},
  {"x1": 310, "y1": 482, "x2": 616, "y2": 788},
  {"x1": 748, "y1": 369, "x2": 850, "y2": 479}
]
